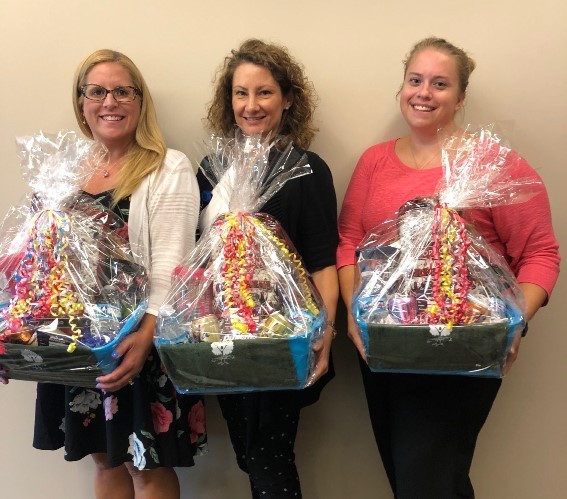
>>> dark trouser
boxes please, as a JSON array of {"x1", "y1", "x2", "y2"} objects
[
  {"x1": 359, "y1": 357, "x2": 502, "y2": 499},
  {"x1": 218, "y1": 391, "x2": 302, "y2": 498}
]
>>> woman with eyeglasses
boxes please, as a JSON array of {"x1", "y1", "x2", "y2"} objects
[{"x1": 32, "y1": 49, "x2": 206, "y2": 499}]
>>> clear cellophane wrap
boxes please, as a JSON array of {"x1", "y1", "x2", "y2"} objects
[
  {"x1": 156, "y1": 132, "x2": 327, "y2": 393},
  {"x1": 0, "y1": 131, "x2": 148, "y2": 386},
  {"x1": 353, "y1": 124, "x2": 537, "y2": 377}
]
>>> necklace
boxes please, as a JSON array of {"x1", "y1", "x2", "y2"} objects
[
  {"x1": 409, "y1": 141, "x2": 440, "y2": 170},
  {"x1": 101, "y1": 161, "x2": 118, "y2": 178}
]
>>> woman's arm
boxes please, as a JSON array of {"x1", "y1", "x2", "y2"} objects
[
  {"x1": 295, "y1": 153, "x2": 339, "y2": 384},
  {"x1": 143, "y1": 152, "x2": 200, "y2": 315},
  {"x1": 309, "y1": 265, "x2": 339, "y2": 383},
  {"x1": 97, "y1": 151, "x2": 199, "y2": 392},
  {"x1": 520, "y1": 282, "x2": 549, "y2": 322},
  {"x1": 503, "y1": 282, "x2": 549, "y2": 375},
  {"x1": 336, "y1": 149, "x2": 375, "y2": 269},
  {"x1": 96, "y1": 313, "x2": 156, "y2": 392},
  {"x1": 470, "y1": 155, "x2": 560, "y2": 301},
  {"x1": 338, "y1": 264, "x2": 367, "y2": 360},
  {"x1": 488, "y1": 157, "x2": 560, "y2": 375},
  {"x1": 336, "y1": 149, "x2": 380, "y2": 359}
]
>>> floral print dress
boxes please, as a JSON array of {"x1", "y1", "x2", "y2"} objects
[{"x1": 32, "y1": 192, "x2": 207, "y2": 469}]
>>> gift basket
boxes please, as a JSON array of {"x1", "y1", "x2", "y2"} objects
[
  {"x1": 156, "y1": 132, "x2": 327, "y2": 394},
  {"x1": 0, "y1": 131, "x2": 148, "y2": 386},
  {"x1": 353, "y1": 125, "x2": 537, "y2": 377}
]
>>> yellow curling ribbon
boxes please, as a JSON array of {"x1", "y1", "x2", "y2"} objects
[
  {"x1": 250, "y1": 217, "x2": 319, "y2": 316},
  {"x1": 216, "y1": 212, "x2": 321, "y2": 337},
  {"x1": 219, "y1": 213, "x2": 257, "y2": 333},
  {"x1": 427, "y1": 206, "x2": 471, "y2": 327},
  {"x1": 7, "y1": 210, "x2": 85, "y2": 351}
]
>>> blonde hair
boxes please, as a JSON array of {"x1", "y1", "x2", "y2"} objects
[
  {"x1": 73, "y1": 49, "x2": 166, "y2": 203},
  {"x1": 403, "y1": 37, "x2": 476, "y2": 94},
  {"x1": 206, "y1": 39, "x2": 318, "y2": 150}
]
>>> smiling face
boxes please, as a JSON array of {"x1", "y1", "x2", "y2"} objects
[
  {"x1": 231, "y1": 62, "x2": 292, "y2": 136},
  {"x1": 81, "y1": 62, "x2": 141, "y2": 150},
  {"x1": 399, "y1": 49, "x2": 464, "y2": 135}
]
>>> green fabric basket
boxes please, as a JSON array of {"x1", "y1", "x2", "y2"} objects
[
  {"x1": 363, "y1": 323, "x2": 509, "y2": 377},
  {"x1": 157, "y1": 335, "x2": 311, "y2": 394},
  {"x1": 0, "y1": 343, "x2": 103, "y2": 387}
]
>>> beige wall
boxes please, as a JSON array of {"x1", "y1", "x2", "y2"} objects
[{"x1": 1, "y1": 1, "x2": 565, "y2": 498}]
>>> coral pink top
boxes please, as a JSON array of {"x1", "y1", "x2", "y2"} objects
[{"x1": 337, "y1": 139, "x2": 560, "y2": 297}]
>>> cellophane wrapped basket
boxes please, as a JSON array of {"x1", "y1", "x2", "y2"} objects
[
  {"x1": 0, "y1": 131, "x2": 148, "y2": 386},
  {"x1": 156, "y1": 132, "x2": 327, "y2": 394},
  {"x1": 353, "y1": 125, "x2": 537, "y2": 377}
]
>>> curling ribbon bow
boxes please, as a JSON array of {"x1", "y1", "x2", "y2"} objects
[
  {"x1": 426, "y1": 205, "x2": 471, "y2": 329},
  {"x1": 216, "y1": 212, "x2": 320, "y2": 336},
  {"x1": 4, "y1": 209, "x2": 84, "y2": 352},
  {"x1": 219, "y1": 212, "x2": 257, "y2": 333}
]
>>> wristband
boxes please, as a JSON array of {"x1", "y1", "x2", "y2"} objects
[{"x1": 521, "y1": 323, "x2": 529, "y2": 337}]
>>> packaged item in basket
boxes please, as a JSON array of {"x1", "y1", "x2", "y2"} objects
[
  {"x1": 353, "y1": 125, "x2": 537, "y2": 377},
  {"x1": 0, "y1": 131, "x2": 148, "y2": 386},
  {"x1": 156, "y1": 131, "x2": 327, "y2": 393}
]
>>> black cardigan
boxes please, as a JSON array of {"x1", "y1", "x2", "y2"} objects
[{"x1": 197, "y1": 149, "x2": 338, "y2": 272}]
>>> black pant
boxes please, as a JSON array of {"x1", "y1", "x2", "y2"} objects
[
  {"x1": 359, "y1": 357, "x2": 502, "y2": 499},
  {"x1": 218, "y1": 391, "x2": 303, "y2": 498}
]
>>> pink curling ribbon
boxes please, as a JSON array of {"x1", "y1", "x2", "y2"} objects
[
  {"x1": 426, "y1": 205, "x2": 471, "y2": 329},
  {"x1": 215, "y1": 212, "x2": 320, "y2": 336},
  {"x1": 4, "y1": 210, "x2": 84, "y2": 351},
  {"x1": 219, "y1": 213, "x2": 257, "y2": 333}
]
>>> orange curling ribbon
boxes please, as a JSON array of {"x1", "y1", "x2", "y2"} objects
[
  {"x1": 426, "y1": 205, "x2": 471, "y2": 328},
  {"x1": 217, "y1": 212, "x2": 320, "y2": 335},
  {"x1": 219, "y1": 213, "x2": 257, "y2": 333},
  {"x1": 4, "y1": 209, "x2": 85, "y2": 351}
]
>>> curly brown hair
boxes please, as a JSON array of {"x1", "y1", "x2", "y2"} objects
[{"x1": 205, "y1": 39, "x2": 318, "y2": 150}]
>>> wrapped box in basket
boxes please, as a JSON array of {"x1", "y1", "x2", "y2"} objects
[
  {"x1": 0, "y1": 131, "x2": 148, "y2": 386},
  {"x1": 353, "y1": 125, "x2": 536, "y2": 377},
  {"x1": 156, "y1": 133, "x2": 326, "y2": 394}
]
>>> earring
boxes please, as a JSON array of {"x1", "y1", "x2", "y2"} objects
[{"x1": 285, "y1": 105, "x2": 291, "y2": 110}]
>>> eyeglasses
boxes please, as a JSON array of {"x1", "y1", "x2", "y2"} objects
[{"x1": 81, "y1": 84, "x2": 141, "y2": 102}]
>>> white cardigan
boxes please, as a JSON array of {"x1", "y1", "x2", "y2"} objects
[{"x1": 128, "y1": 149, "x2": 199, "y2": 315}]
